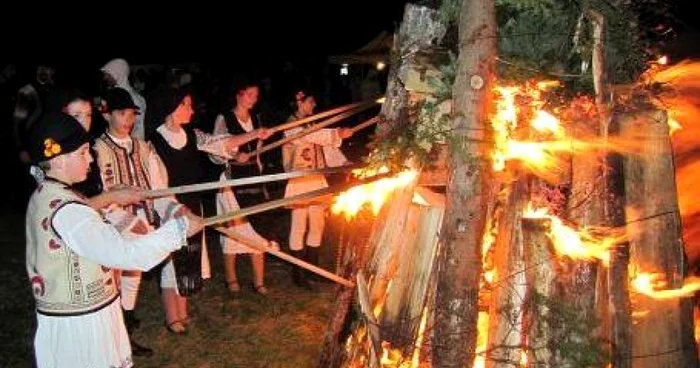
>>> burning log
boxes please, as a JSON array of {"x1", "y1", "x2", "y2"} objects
[
  {"x1": 485, "y1": 180, "x2": 528, "y2": 368},
  {"x1": 522, "y1": 217, "x2": 556, "y2": 366},
  {"x1": 605, "y1": 105, "x2": 632, "y2": 368},
  {"x1": 379, "y1": 187, "x2": 444, "y2": 348},
  {"x1": 621, "y1": 106, "x2": 699, "y2": 367}
]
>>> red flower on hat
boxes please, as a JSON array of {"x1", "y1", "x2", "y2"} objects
[{"x1": 43, "y1": 138, "x2": 62, "y2": 159}]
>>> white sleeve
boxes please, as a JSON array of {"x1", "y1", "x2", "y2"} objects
[
  {"x1": 146, "y1": 144, "x2": 183, "y2": 220},
  {"x1": 195, "y1": 128, "x2": 233, "y2": 160},
  {"x1": 53, "y1": 203, "x2": 188, "y2": 271}
]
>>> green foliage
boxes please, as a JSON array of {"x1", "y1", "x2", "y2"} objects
[{"x1": 365, "y1": 53, "x2": 458, "y2": 172}]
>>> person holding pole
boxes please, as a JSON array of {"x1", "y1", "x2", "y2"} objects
[
  {"x1": 25, "y1": 112, "x2": 203, "y2": 368},
  {"x1": 212, "y1": 80, "x2": 276, "y2": 295},
  {"x1": 283, "y1": 90, "x2": 354, "y2": 290}
]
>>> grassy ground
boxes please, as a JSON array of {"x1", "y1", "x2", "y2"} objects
[{"x1": 0, "y1": 204, "x2": 341, "y2": 368}]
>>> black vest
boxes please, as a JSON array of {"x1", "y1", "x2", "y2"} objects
[
  {"x1": 221, "y1": 110, "x2": 263, "y2": 179},
  {"x1": 150, "y1": 127, "x2": 205, "y2": 213}
]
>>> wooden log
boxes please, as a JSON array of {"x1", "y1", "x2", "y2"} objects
[
  {"x1": 380, "y1": 188, "x2": 444, "y2": 348},
  {"x1": 486, "y1": 179, "x2": 528, "y2": 368},
  {"x1": 622, "y1": 106, "x2": 699, "y2": 367},
  {"x1": 522, "y1": 218, "x2": 556, "y2": 367},
  {"x1": 606, "y1": 108, "x2": 632, "y2": 368},
  {"x1": 318, "y1": 212, "x2": 376, "y2": 368},
  {"x1": 562, "y1": 103, "x2": 605, "y2": 366}
]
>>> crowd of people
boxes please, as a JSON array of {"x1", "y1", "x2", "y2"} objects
[{"x1": 11, "y1": 58, "x2": 370, "y2": 368}]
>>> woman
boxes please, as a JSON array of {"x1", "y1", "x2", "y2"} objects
[
  {"x1": 212, "y1": 81, "x2": 275, "y2": 294},
  {"x1": 283, "y1": 90, "x2": 353, "y2": 289},
  {"x1": 147, "y1": 87, "x2": 247, "y2": 333}
]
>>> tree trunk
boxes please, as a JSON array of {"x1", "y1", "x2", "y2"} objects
[
  {"x1": 433, "y1": 0, "x2": 497, "y2": 366},
  {"x1": 621, "y1": 106, "x2": 699, "y2": 368}
]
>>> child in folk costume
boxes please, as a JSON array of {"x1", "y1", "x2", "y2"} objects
[
  {"x1": 212, "y1": 81, "x2": 276, "y2": 294},
  {"x1": 147, "y1": 86, "x2": 241, "y2": 333},
  {"x1": 283, "y1": 90, "x2": 354, "y2": 289},
  {"x1": 92, "y1": 87, "x2": 186, "y2": 351},
  {"x1": 25, "y1": 112, "x2": 203, "y2": 368}
]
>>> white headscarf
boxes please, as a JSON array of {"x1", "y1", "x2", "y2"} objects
[{"x1": 101, "y1": 58, "x2": 147, "y2": 140}]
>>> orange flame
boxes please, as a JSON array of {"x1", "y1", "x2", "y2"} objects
[
  {"x1": 332, "y1": 170, "x2": 418, "y2": 220},
  {"x1": 474, "y1": 311, "x2": 490, "y2": 368},
  {"x1": 630, "y1": 272, "x2": 700, "y2": 299},
  {"x1": 523, "y1": 203, "x2": 624, "y2": 265}
]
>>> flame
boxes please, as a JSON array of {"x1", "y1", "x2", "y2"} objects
[
  {"x1": 519, "y1": 350, "x2": 528, "y2": 367},
  {"x1": 695, "y1": 307, "x2": 700, "y2": 346},
  {"x1": 630, "y1": 272, "x2": 700, "y2": 299},
  {"x1": 523, "y1": 202, "x2": 624, "y2": 265},
  {"x1": 531, "y1": 110, "x2": 565, "y2": 138},
  {"x1": 474, "y1": 311, "x2": 490, "y2": 368},
  {"x1": 332, "y1": 170, "x2": 418, "y2": 220}
]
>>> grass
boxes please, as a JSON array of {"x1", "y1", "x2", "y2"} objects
[{"x1": 0, "y1": 205, "x2": 341, "y2": 368}]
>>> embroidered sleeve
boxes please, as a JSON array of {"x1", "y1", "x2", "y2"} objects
[
  {"x1": 195, "y1": 128, "x2": 233, "y2": 159},
  {"x1": 53, "y1": 203, "x2": 187, "y2": 271}
]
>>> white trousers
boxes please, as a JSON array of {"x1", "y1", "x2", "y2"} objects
[{"x1": 289, "y1": 205, "x2": 325, "y2": 251}]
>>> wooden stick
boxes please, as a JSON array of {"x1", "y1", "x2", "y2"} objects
[
  {"x1": 202, "y1": 172, "x2": 393, "y2": 227},
  {"x1": 349, "y1": 116, "x2": 380, "y2": 134},
  {"x1": 213, "y1": 226, "x2": 354, "y2": 287},
  {"x1": 250, "y1": 111, "x2": 378, "y2": 158},
  {"x1": 144, "y1": 164, "x2": 362, "y2": 198},
  {"x1": 270, "y1": 100, "x2": 377, "y2": 134}
]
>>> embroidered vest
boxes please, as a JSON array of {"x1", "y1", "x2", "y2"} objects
[
  {"x1": 93, "y1": 134, "x2": 158, "y2": 226},
  {"x1": 282, "y1": 114, "x2": 326, "y2": 172},
  {"x1": 26, "y1": 180, "x2": 118, "y2": 316}
]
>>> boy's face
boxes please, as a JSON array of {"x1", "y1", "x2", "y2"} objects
[
  {"x1": 105, "y1": 109, "x2": 137, "y2": 138},
  {"x1": 53, "y1": 143, "x2": 93, "y2": 184}
]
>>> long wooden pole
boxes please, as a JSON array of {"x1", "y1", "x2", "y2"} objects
[
  {"x1": 213, "y1": 226, "x2": 354, "y2": 287},
  {"x1": 201, "y1": 172, "x2": 393, "y2": 227},
  {"x1": 269, "y1": 100, "x2": 378, "y2": 134},
  {"x1": 249, "y1": 113, "x2": 378, "y2": 158},
  {"x1": 349, "y1": 116, "x2": 380, "y2": 134},
  {"x1": 144, "y1": 164, "x2": 362, "y2": 198}
]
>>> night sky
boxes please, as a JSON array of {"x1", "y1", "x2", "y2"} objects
[{"x1": 1, "y1": 1, "x2": 410, "y2": 67}]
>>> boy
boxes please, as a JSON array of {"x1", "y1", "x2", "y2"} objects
[{"x1": 25, "y1": 112, "x2": 202, "y2": 368}]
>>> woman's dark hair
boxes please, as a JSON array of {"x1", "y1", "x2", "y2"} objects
[{"x1": 291, "y1": 89, "x2": 315, "y2": 110}]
